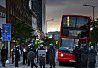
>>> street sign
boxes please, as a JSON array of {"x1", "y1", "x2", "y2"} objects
[{"x1": 2, "y1": 24, "x2": 11, "y2": 41}]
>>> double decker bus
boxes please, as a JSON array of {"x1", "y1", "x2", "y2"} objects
[{"x1": 58, "y1": 15, "x2": 91, "y2": 65}]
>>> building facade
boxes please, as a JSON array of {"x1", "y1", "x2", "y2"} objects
[
  {"x1": 32, "y1": 0, "x2": 46, "y2": 38},
  {"x1": 6, "y1": 0, "x2": 33, "y2": 26},
  {"x1": 0, "y1": 0, "x2": 6, "y2": 61},
  {"x1": 5, "y1": 0, "x2": 36, "y2": 57},
  {"x1": 42, "y1": 0, "x2": 46, "y2": 34},
  {"x1": 0, "y1": 0, "x2": 6, "y2": 28}
]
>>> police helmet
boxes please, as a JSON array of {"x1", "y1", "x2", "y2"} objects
[
  {"x1": 91, "y1": 46, "x2": 94, "y2": 49},
  {"x1": 49, "y1": 44, "x2": 53, "y2": 46},
  {"x1": 40, "y1": 44, "x2": 43, "y2": 47}
]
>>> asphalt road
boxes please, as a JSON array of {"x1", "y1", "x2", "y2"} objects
[
  {"x1": 0, "y1": 63, "x2": 75, "y2": 68},
  {"x1": 0, "y1": 53, "x2": 98, "y2": 68}
]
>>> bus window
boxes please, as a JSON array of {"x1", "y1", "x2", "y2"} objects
[
  {"x1": 76, "y1": 17, "x2": 88, "y2": 28},
  {"x1": 60, "y1": 38, "x2": 74, "y2": 48}
]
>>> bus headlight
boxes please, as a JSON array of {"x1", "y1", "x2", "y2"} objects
[{"x1": 60, "y1": 53, "x2": 64, "y2": 57}]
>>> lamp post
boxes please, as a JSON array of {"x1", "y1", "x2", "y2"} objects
[
  {"x1": 83, "y1": 4, "x2": 95, "y2": 21},
  {"x1": 46, "y1": 19, "x2": 54, "y2": 33},
  {"x1": 83, "y1": 4, "x2": 96, "y2": 47}
]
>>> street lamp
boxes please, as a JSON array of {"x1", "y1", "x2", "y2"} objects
[
  {"x1": 83, "y1": 4, "x2": 95, "y2": 21},
  {"x1": 46, "y1": 19, "x2": 54, "y2": 33}
]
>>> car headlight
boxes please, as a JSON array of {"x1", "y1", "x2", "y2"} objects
[{"x1": 60, "y1": 53, "x2": 64, "y2": 57}]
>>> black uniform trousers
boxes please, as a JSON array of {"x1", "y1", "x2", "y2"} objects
[
  {"x1": 28, "y1": 59, "x2": 30, "y2": 66},
  {"x1": 2, "y1": 57, "x2": 6, "y2": 67},
  {"x1": 49, "y1": 59, "x2": 55, "y2": 68},
  {"x1": 89, "y1": 62, "x2": 96, "y2": 68},
  {"x1": 23, "y1": 56, "x2": 27, "y2": 64},
  {"x1": 30, "y1": 59, "x2": 37, "y2": 68},
  {"x1": 15, "y1": 58, "x2": 19, "y2": 67}
]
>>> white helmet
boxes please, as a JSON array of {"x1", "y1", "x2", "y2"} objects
[
  {"x1": 91, "y1": 46, "x2": 94, "y2": 49},
  {"x1": 49, "y1": 44, "x2": 53, "y2": 46}
]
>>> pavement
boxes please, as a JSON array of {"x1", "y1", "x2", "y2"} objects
[
  {"x1": 0, "y1": 54, "x2": 98, "y2": 68},
  {"x1": 0, "y1": 56, "x2": 23, "y2": 67},
  {"x1": 95, "y1": 53, "x2": 98, "y2": 68}
]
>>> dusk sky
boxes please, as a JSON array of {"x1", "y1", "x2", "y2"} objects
[{"x1": 46, "y1": 0, "x2": 98, "y2": 32}]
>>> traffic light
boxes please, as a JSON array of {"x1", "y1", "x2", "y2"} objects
[{"x1": 56, "y1": 41, "x2": 58, "y2": 45}]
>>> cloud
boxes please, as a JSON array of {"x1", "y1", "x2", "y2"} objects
[
  {"x1": 46, "y1": 0, "x2": 98, "y2": 18},
  {"x1": 46, "y1": 0, "x2": 81, "y2": 6},
  {"x1": 46, "y1": 0, "x2": 98, "y2": 32}
]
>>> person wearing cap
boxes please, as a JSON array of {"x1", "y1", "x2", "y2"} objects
[
  {"x1": 27, "y1": 47, "x2": 38, "y2": 68},
  {"x1": 88, "y1": 46, "x2": 97, "y2": 68},
  {"x1": 38, "y1": 44, "x2": 46, "y2": 68},
  {"x1": 48, "y1": 44, "x2": 56, "y2": 68},
  {"x1": 45, "y1": 46, "x2": 49, "y2": 64},
  {"x1": 27, "y1": 43, "x2": 37, "y2": 66},
  {"x1": 73, "y1": 45, "x2": 81, "y2": 68},
  {"x1": 15, "y1": 46, "x2": 20, "y2": 67},
  {"x1": 22, "y1": 46, "x2": 27, "y2": 65},
  {"x1": 80, "y1": 43, "x2": 89, "y2": 68},
  {"x1": 27, "y1": 43, "x2": 31, "y2": 66},
  {"x1": 11, "y1": 46, "x2": 15, "y2": 64}
]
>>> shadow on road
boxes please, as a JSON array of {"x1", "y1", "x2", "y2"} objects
[{"x1": 59, "y1": 62, "x2": 75, "y2": 67}]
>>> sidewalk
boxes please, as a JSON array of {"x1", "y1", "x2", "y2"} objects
[
  {"x1": 95, "y1": 53, "x2": 98, "y2": 68},
  {"x1": 0, "y1": 56, "x2": 23, "y2": 67},
  {"x1": 0, "y1": 55, "x2": 98, "y2": 68}
]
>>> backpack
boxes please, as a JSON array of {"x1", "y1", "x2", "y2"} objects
[
  {"x1": 89, "y1": 49, "x2": 97, "y2": 62},
  {"x1": 81, "y1": 49, "x2": 88, "y2": 62},
  {"x1": 49, "y1": 47, "x2": 55, "y2": 59},
  {"x1": 27, "y1": 51, "x2": 36, "y2": 60}
]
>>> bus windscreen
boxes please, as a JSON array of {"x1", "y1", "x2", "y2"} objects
[{"x1": 61, "y1": 15, "x2": 89, "y2": 38}]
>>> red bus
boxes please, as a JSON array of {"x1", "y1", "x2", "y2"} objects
[{"x1": 58, "y1": 15, "x2": 91, "y2": 65}]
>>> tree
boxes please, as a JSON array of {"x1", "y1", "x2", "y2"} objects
[
  {"x1": 41, "y1": 37, "x2": 58, "y2": 48},
  {"x1": 11, "y1": 22, "x2": 34, "y2": 44},
  {"x1": 90, "y1": 20, "x2": 98, "y2": 44}
]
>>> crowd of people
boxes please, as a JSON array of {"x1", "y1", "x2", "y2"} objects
[
  {"x1": 0, "y1": 42, "x2": 97, "y2": 68},
  {"x1": 0, "y1": 42, "x2": 56, "y2": 68},
  {"x1": 73, "y1": 44, "x2": 97, "y2": 68}
]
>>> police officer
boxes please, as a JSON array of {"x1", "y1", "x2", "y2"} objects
[
  {"x1": 73, "y1": 45, "x2": 81, "y2": 68},
  {"x1": 27, "y1": 46, "x2": 38, "y2": 68},
  {"x1": 80, "y1": 44, "x2": 89, "y2": 68},
  {"x1": 15, "y1": 46, "x2": 20, "y2": 67},
  {"x1": 48, "y1": 44, "x2": 56, "y2": 68},
  {"x1": 11, "y1": 47, "x2": 15, "y2": 64},
  {"x1": 45, "y1": 46, "x2": 49, "y2": 64},
  {"x1": 22, "y1": 47, "x2": 27, "y2": 65},
  {"x1": 27, "y1": 43, "x2": 32, "y2": 66},
  {"x1": 88, "y1": 46, "x2": 97, "y2": 68},
  {"x1": 38, "y1": 44, "x2": 46, "y2": 68}
]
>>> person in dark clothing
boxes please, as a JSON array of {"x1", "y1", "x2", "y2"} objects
[
  {"x1": 27, "y1": 44, "x2": 31, "y2": 66},
  {"x1": 15, "y1": 46, "x2": 20, "y2": 67},
  {"x1": 22, "y1": 47, "x2": 27, "y2": 65},
  {"x1": 80, "y1": 44, "x2": 89, "y2": 68},
  {"x1": 73, "y1": 45, "x2": 81, "y2": 68},
  {"x1": 38, "y1": 44, "x2": 46, "y2": 68},
  {"x1": 11, "y1": 47, "x2": 15, "y2": 64},
  {"x1": 48, "y1": 44, "x2": 56, "y2": 68},
  {"x1": 27, "y1": 44, "x2": 38, "y2": 68},
  {"x1": 1, "y1": 46, "x2": 7, "y2": 67},
  {"x1": 88, "y1": 46, "x2": 97, "y2": 68},
  {"x1": 46, "y1": 46, "x2": 49, "y2": 64}
]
